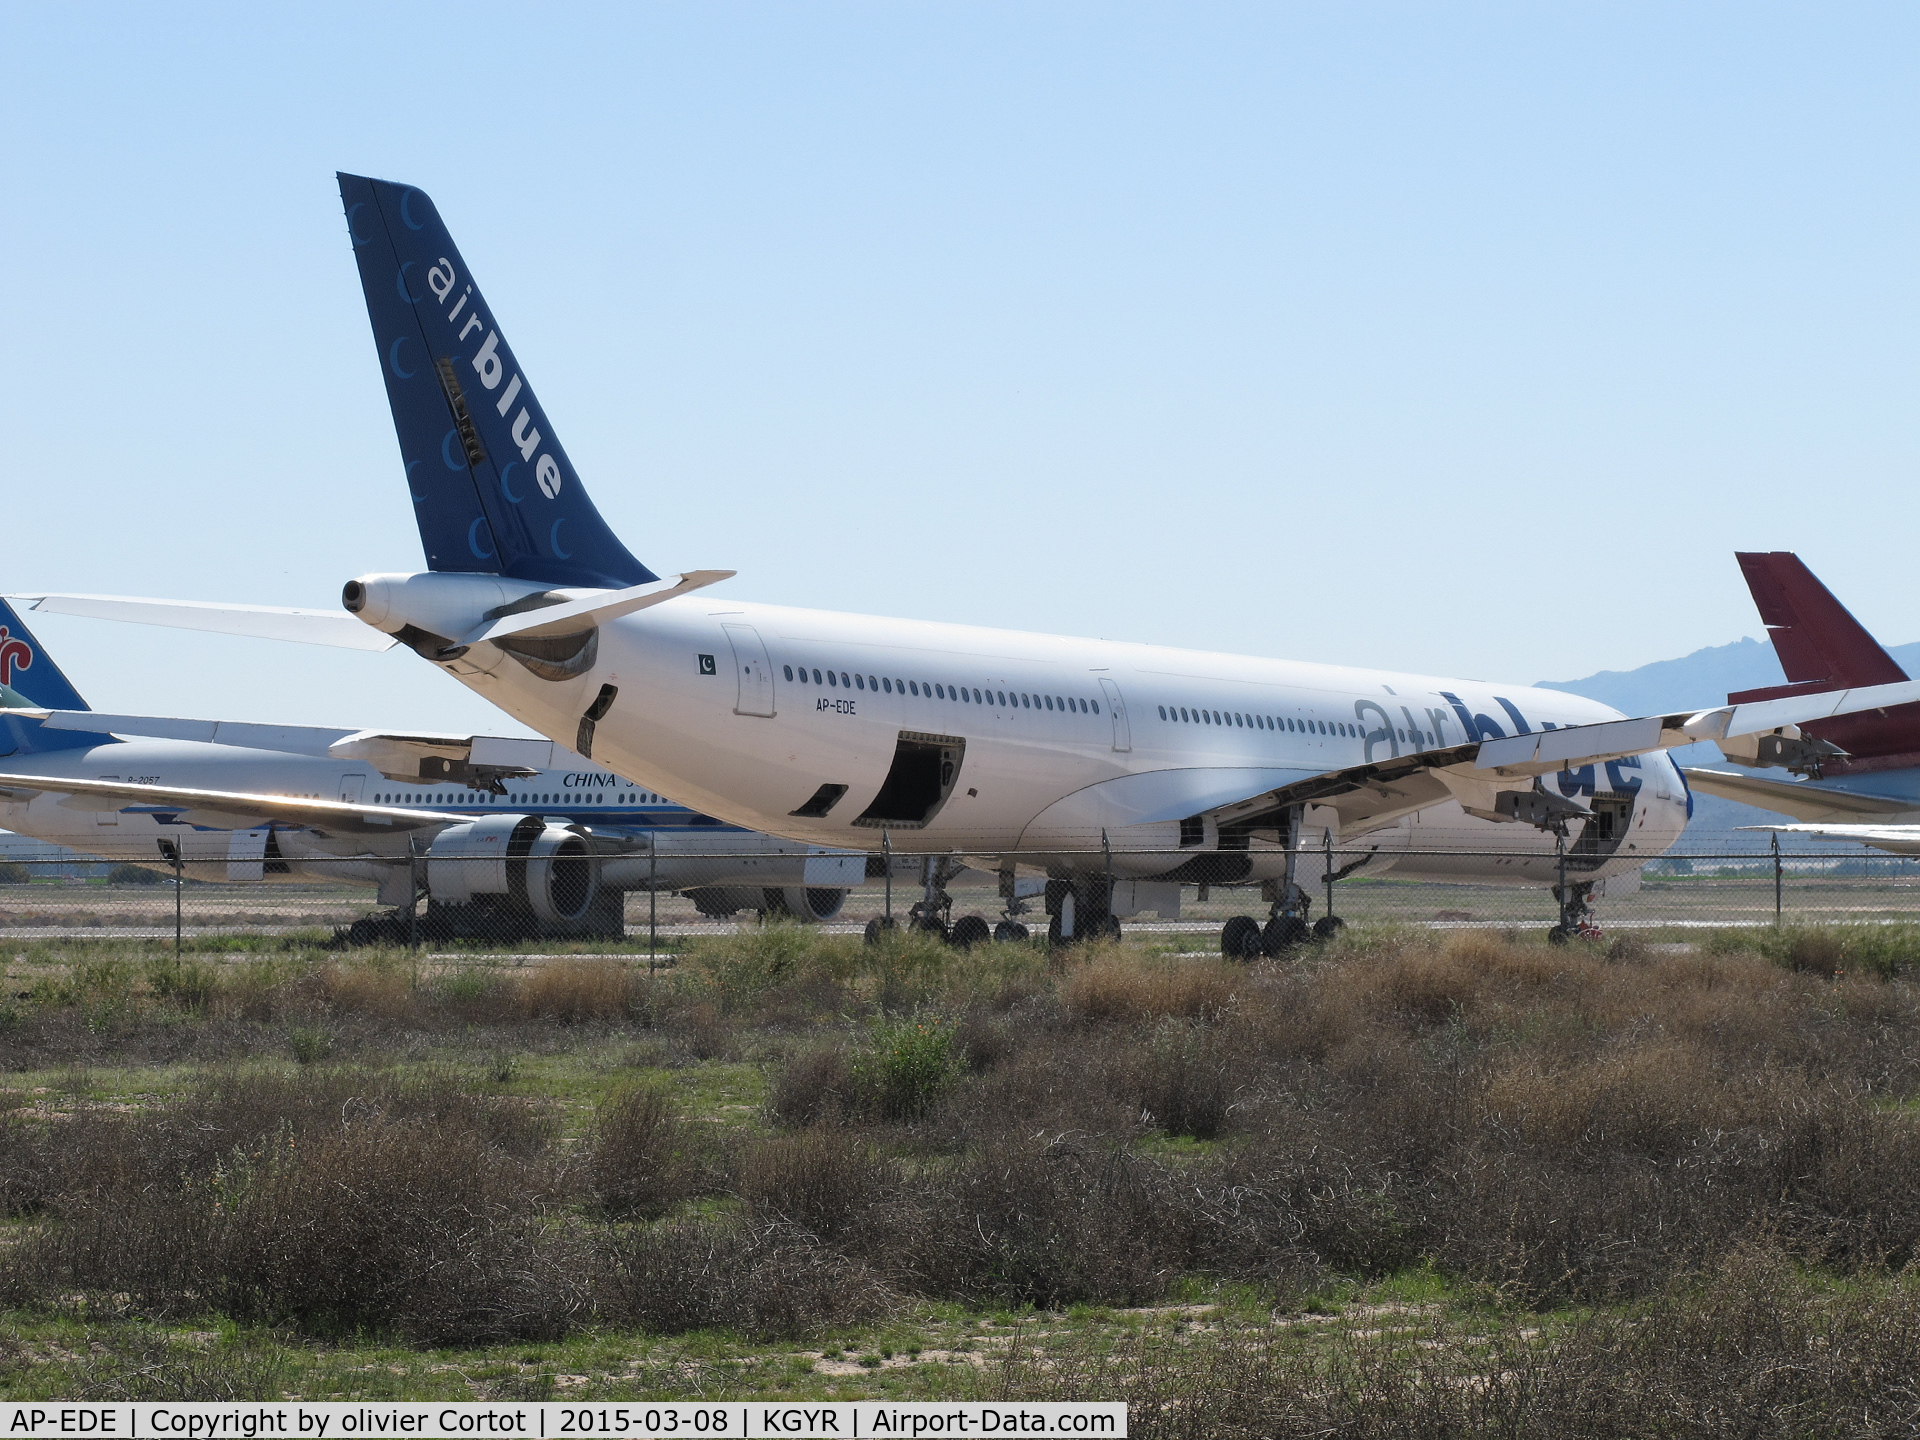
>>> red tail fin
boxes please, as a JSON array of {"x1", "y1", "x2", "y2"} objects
[{"x1": 1731, "y1": 552, "x2": 1906, "y2": 700}]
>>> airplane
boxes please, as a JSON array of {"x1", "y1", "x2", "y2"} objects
[
  {"x1": 23, "y1": 174, "x2": 1920, "y2": 953},
  {"x1": 1679, "y1": 552, "x2": 1920, "y2": 856},
  {"x1": 0, "y1": 596, "x2": 864, "y2": 942}
]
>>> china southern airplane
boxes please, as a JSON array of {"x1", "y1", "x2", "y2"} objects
[
  {"x1": 24, "y1": 174, "x2": 1920, "y2": 952},
  {"x1": 0, "y1": 597, "x2": 862, "y2": 941}
]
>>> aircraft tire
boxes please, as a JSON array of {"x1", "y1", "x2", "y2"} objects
[
  {"x1": 950, "y1": 914, "x2": 992, "y2": 949},
  {"x1": 993, "y1": 920, "x2": 1030, "y2": 943},
  {"x1": 1313, "y1": 916, "x2": 1346, "y2": 940},
  {"x1": 1262, "y1": 913, "x2": 1310, "y2": 956},
  {"x1": 864, "y1": 916, "x2": 898, "y2": 946},
  {"x1": 1220, "y1": 915, "x2": 1262, "y2": 960},
  {"x1": 911, "y1": 915, "x2": 949, "y2": 943},
  {"x1": 1547, "y1": 925, "x2": 1570, "y2": 946}
]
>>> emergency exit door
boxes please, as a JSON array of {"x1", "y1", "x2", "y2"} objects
[
  {"x1": 724, "y1": 624, "x2": 776, "y2": 717},
  {"x1": 1099, "y1": 679, "x2": 1131, "y2": 752}
]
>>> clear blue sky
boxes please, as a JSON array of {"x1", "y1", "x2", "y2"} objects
[{"x1": 1, "y1": 3, "x2": 1913, "y2": 735}]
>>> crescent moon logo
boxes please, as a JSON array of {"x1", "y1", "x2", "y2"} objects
[
  {"x1": 395, "y1": 261, "x2": 422, "y2": 304},
  {"x1": 406, "y1": 459, "x2": 426, "y2": 503},
  {"x1": 388, "y1": 336, "x2": 415, "y2": 379},
  {"x1": 442, "y1": 430, "x2": 467, "y2": 471},
  {"x1": 499, "y1": 462, "x2": 524, "y2": 503},
  {"x1": 345, "y1": 202, "x2": 370, "y2": 247},
  {"x1": 468, "y1": 517, "x2": 496, "y2": 559},
  {"x1": 550, "y1": 518, "x2": 572, "y2": 559},
  {"x1": 400, "y1": 188, "x2": 426, "y2": 230}
]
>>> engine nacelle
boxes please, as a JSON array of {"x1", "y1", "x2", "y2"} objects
[
  {"x1": 427, "y1": 813, "x2": 599, "y2": 927},
  {"x1": 685, "y1": 885, "x2": 848, "y2": 922}
]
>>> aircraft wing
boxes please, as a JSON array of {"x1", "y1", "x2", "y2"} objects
[
  {"x1": 0, "y1": 773, "x2": 469, "y2": 836},
  {"x1": 1190, "y1": 678, "x2": 1920, "y2": 838},
  {"x1": 1739, "y1": 823, "x2": 1920, "y2": 857},
  {"x1": 1681, "y1": 768, "x2": 1920, "y2": 824}
]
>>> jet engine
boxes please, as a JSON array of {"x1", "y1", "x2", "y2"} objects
[
  {"x1": 426, "y1": 812, "x2": 598, "y2": 928},
  {"x1": 687, "y1": 885, "x2": 848, "y2": 923}
]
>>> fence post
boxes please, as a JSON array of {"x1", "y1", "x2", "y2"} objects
[
  {"x1": 172, "y1": 847, "x2": 182, "y2": 955},
  {"x1": 883, "y1": 829, "x2": 892, "y2": 926},
  {"x1": 1323, "y1": 827, "x2": 1335, "y2": 923},
  {"x1": 648, "y1": 839, "x2": 658, "y2": 972},
  {"x1": 1102, "y1": 829, "x2": 1112, "y2": 930},
  {"x1": 408, "y1": 852, "x2": 420, "y2": 950},
  {"x1": 1773, "y1": 832, "x2": 1783, "y2": 927}
]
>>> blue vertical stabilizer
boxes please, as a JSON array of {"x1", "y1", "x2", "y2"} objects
[
  {"x1": 338, "y1": 173, "x2": 655, "y2": 591},
  {"x1": 0, "y1": 598, "x2": 104, "y2": 757}
]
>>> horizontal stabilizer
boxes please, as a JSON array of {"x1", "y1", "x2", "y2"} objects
[
  {"x1": 6, "y1": 594, "x2": 398, "y2": 651},
  {"x1": 454, "y1": 571, "x2": 735, "y2": 646}
]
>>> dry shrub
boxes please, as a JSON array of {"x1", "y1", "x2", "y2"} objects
[
  {"x1": 588, "y1": 1085, "x2": 715, "y2": 1219},
  {"x1": 1060, "y1": 954, "x2": 1243, "y2": 1025},
  {"x1": 595, "y1": 1218, "x2": 894, "y2": 1337},
  {"x1": 1129, "y1": 1021, "x2": 1231, "y2": 1139},
  {"x1": 518, "y1": 958, "x2": 642, "y2": 1023},
  {"x1": 1352, "y1": 930, "x2": 1565, "y2": 1024},
  {"x1": 312, "y1": 960, "x2": 415, "y2": 1019},
  {"x1": 767, "y1": 1045, "x2": 855, "y2": 1127},
  {"x1": 919, "y1": 1134, "x2": 1192, "y2": 1306},
  {"x1": 17, "y1": 1117, "x2": 579, "y2": 1343},
  {"x1": 993, "y1": 1245, "x2": 1920, "y2": 1438},
  {"x1": 735, "y1": 1129, "x2": 892, "y2": 1241}
]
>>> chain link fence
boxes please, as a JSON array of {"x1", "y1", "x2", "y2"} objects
[{"x1": 0, "y1": 841, "x2": 1916, "y2": 954}]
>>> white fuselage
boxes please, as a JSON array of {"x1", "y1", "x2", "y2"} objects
[{"x1": 395, "y1": 582, "x2": 1692, "y2": 890}]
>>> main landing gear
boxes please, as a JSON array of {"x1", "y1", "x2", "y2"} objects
[
  {"x1": 863, "y1": 856, "x2": 1015, "y2": 948},
  {"x1": 1219, "y1": 888, "x2": 1344, "y2": 961}
]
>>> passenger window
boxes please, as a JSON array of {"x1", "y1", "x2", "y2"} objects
[
  {"x1": 883, "y1": 678, "x2": 892, "y2": 693},
  {"x1": 841, "y1": 672, "x2": 850, "y2": 687},
  {"x1": 1044, "y1": 696, "x2": 1053, "y2": 710},
  {"x1": 1158, "y1": 705, "x2": 1167, "y2": 720},
  {"x1": 974, "y1": 689, "x2": 983, "y2": 703},
  {"x1": 812, "y1": 668, "x2": 822, "y2": 684},
  {"x1": 935, "y1": 684, "x2": 944, "y2": 699},
  {"x1": 909, "y1": 681, "x2": 918, "y2": 696},
  {"x1": 782, "y1": 664, "x2": 793, "y2": 681},
  {"x1": 869, "y1": 676, "x2": 877, "y2": 690},
  {"x1": 1092, "y1": 700, "x2": 1099, "y2": 713},
  {"x1": 1022, "y1": 694, "x2": 1032, "y2": 708},
  {"x1": 854, "y1": 674, "x2": 864, "y2": 690},
  {"x1": 827, "y1": 671, "x2": 837, "y2": 687}
]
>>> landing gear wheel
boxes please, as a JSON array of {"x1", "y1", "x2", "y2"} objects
[
  {"x1": 949, "y1": 915, "x2": 992, "y2": 949},
  {"x1": 864, "y1": 916, "x2": 899, "y2": 946},
  {"x1": 1313, "y1": 916, "x2": 1346, "y2": 941},
  {"x1": 1221, "y1": 915, "x2": 1263, "y2": 960},
  {"x1": 993, "y1": 920, "x2": 1030, "y2": 943},
  {"x1": 1547, "y1": 925, "x2": 1569, "y2": 946},
  {"x1": 1262, "y1": 914, "x2": 1311, "y2": 957},
  {"x1": 1094, "y1": 914, "x2": 1121, "y2": 942}
]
